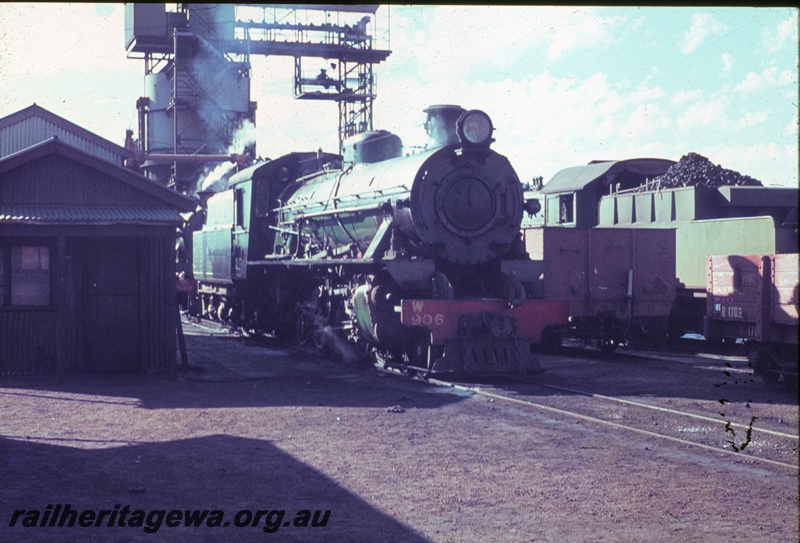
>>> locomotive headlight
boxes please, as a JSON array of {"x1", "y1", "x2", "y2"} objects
[{"x1": 457, "y1": 110, "x2": 494, "y2": 148}]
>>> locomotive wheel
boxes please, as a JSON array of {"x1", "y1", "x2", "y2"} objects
[
  {"x1": 750, "y1": 345, "x2": 797, "y2": 390},
  {"x1": 216, "y1": 300, "x2": 230, "y2": 323},
  {"x1": 295, "y1": 310, "x2": 313, "y2": 346},
  {"x1": 295, "y1": 303, "x2": 327, "y2": 350},
  {"x1": 598, "y1": 336, "x2": 619, "y2": 354}
]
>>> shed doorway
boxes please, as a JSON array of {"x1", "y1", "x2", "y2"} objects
[{"x1": 75, "y1": 237, "x2": 142, "y2": 373}]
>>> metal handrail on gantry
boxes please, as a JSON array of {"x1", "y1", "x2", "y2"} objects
[{"x1": 230, "y1": 4, "x2": 391, "y2": 151}]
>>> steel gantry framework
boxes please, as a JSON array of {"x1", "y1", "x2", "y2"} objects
[{"x1": 125, "y1": 3, "x2": 391, "y2": 192}]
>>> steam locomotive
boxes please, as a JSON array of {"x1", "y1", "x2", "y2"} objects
[{"x1": 190, "y1": 105, "x2": 568, "y2": 374}]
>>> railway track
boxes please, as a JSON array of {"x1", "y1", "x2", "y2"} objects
[
  {"x1": 187, "y1": 313, "x2": 798, "y2": 471},
  {"x1": 423, "y1": 374, "x2": 799, "y2": 471}
]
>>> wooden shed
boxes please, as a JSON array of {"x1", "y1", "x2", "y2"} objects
[{"x1": 0, "y1": 136, "x2": 195, "y2": 378}]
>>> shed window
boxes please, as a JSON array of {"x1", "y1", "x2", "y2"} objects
[
  {"x1": 0, "y1": 245, "x2": 51, "y2": 307},
  {"x1": 559, "y1": 194, "x2": 574, "y2": 224}
]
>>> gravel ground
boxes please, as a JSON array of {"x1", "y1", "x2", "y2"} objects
[{"x1": 1, "y1": 321, "x2": 797, "y2": 543}]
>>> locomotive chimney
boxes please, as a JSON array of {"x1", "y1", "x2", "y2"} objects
[
  {"x1": 196, "y1": 190, "x2": 215, "y2": 206},
  {"x1": 423, "y1": 104, "x2": 466, "y2": 148}
]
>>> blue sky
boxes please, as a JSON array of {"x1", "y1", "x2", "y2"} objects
[{"x1": 0, "y1": 4, "x2": 797, "y2": 187}]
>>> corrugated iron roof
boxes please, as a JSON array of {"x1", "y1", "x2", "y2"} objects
[
  {"x1": 0, "y1": 205, "x2": 183, "y2": 225},
  {"x1": 541, "y1": 161, "x2": 618, "y2": 194},
  {"x1": 0, "y1": 104, "x2": 134, "y2": 162},
  {"x1": 541, "y1": 158, "x2": 675, "y2": 194},
  {"x1": 0, "y1": 137, "x2": 196, "y2": 212}
]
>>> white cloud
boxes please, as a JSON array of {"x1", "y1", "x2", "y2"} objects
[
  {"x1": 625, "y1": 104, "x2": 672, "y2": 137},
  {"x1": 735, "y1": 67, "x2": 796, "y2": 92},
  {"x1": 627, "y1": 15, "x2": 646, "y2": 33},
  {"x1": 0, "y1": 3, "x2": 142, "y2": 144},
  {"x1": 721, "y1": 53, "x2": 734, "y2": 72},
  {"x1": 785, "y1": 110, "x2": 799, "y2": 136},
  {"x1": 0, "y1": 4, "x2": 130, "y2": 76},
  {"x1": 671, "y1": 90, "x2": 705, "y2": 105},
  {"x1": 735, "y1": 72, "x2": 764, "y2": 93},
  {"x1": 547, "y1": 12, "x2": 626, "y2": 60},
  {"x1": 390, "y1": 5, "x2": 629, "y2": 80},
  {"x1": 631, "y1": 84, "x2": 666, "y2": 103},
  {"x1": 764, "y1": 15, "x2": 798, "y2": 53},
  {"x1": 704, "y1": 142, "x2": 798, "y2": 186},
  {"x1": 735, "y1": 110, "x2": 769, "y2": 131},
  {"x1": 778, "y1": 68, "x2": 796, "y2": 85},
  {"x1": 676, "y1": 98, "x2": 728, "y2": 130},
  {"x1": 388, "y1": 67, "x2": 680, "y2": 180},
  {"x1": 680, "y1": 13, "x2": 728, "y2": 55}
]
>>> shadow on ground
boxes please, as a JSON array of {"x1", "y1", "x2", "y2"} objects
[
  {"x1": 0, "y1": 332, "x2": 469, "y2": 412},
  {"x1": 0, "y1": 434, "x2": 432, "y2": 543}
]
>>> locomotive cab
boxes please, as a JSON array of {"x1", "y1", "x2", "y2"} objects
[{"x1": 191, "y1": 152, "x2": 341, "y2": 324}]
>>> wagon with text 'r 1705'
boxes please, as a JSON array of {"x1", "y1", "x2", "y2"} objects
[{"x1": 704, "y1": 253, "x2": 799, "y2": 388}]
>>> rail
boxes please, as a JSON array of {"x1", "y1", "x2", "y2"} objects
[{"x1": 426, "y1": 377, "x2": 798, "y2": 471}]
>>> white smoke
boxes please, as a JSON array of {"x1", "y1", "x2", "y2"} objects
[
  {"x1": 197, "y1": 119, "x2": 257, "y2": 194},
  {"x1": 198, "y1": 161, "x2": 236, "y2": 194},
  {"x1": 230, "y1": 118, "x2": 257, "y2": 154}
]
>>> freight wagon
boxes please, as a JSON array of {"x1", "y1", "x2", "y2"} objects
[
  {"x1": 523, "y1": 227, "x2": 676, "y2": 351},
  {"x1": 704, "y1": 253, "x2": 798, "y2": 388},
  {"x1": 525, "y1": 155, "x2": 798, "y2": 339}
]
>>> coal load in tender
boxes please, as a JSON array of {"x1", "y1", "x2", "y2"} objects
[{"x1": 649, "y1": 152, "x2": 763, "y2": 190}]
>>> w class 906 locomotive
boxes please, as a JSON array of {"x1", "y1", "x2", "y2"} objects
[{"x1": 191, "y1": 105, "x2": 568, "y2": 375}]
